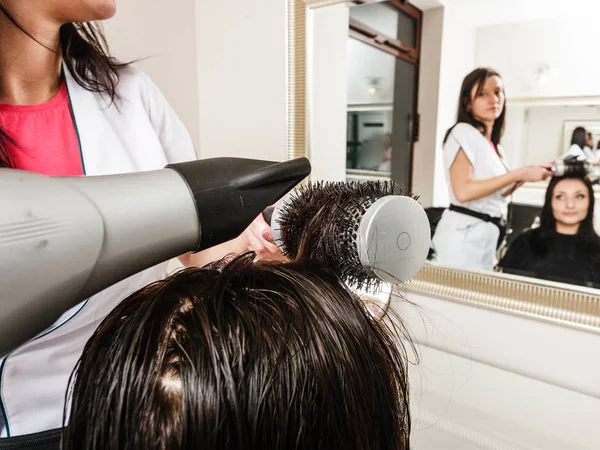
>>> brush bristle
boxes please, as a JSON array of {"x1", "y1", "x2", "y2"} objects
[
  {"x1": 276, "y1": 180, "x2": 416, "y2": 290},
  {"x1": 559, "y1": 159, "x2": 589, "y2": 178}
]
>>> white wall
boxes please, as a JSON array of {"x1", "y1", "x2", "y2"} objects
[
  {"x1": 501, "y1": 105, "x2": 529, "y2": 168},
  {"x1": 475, "y1": 16, "x2": 600, "y2": 100},
  {"x1": 103, "y1": 0, "x2": 200, "y2": 152},
  {"x1": 522, "y1": 105, "x2": 600, "y2": 165},
  {"x1": 194, "y1": 0, "x2": 286, "y2": 161},
  {"x1": 309, "y1": 4, "x2": 349, "y2": 182},
  {"x1": 409, "y1": 346, "x2": 600, "y2": 449},
  {"x1": 412, "y1": 7, "x2": 443, "y2": 207},
  {"x1": 106, "y1": 0, "x2": 287, "y2": 162},
  {"x1": 431, "y1": 3, "x2": 476, "y2": 206},
  {"x1": 398, "y1": 289, "x2": 600, "y2": 402},
  {"x1": 439, "y1": 0, "x2": 600, "y2": 28}
]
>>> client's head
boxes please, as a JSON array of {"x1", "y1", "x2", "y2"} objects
[
  {"x1": 63, "y1": 254, "x2": 410, "y2": 450},
  {"x1": 541, "y1": 174, "x2": 595, "y2": 236}
]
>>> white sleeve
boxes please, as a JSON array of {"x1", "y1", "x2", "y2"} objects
[
  {"x1": 443, "y1": 123, "x2": 478, "y2": 170},
  {"x1": 140, "y1": 72, "x2": 197, "y2": 164},
  {"x1": 562, "y1": 144, "x2": 586, "y2": 161}
]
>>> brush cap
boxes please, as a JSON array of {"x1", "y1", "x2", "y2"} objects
[{"x1": 357, "y1": 196, "x2": 430, "y2": 283}]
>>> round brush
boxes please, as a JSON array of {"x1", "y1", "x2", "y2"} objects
[
  {"x1": 552, "y1": 158, "x2": 600, "y2": 179},
  {"x1": 266, "y1": 180, "x2": 431, "y2": 290}
]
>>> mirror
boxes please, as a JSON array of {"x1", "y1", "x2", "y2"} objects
[
  {"x1": 429, "y1": 6, "x2": 600, "y2": 290},
  {"x1": 504, "y1": 105, "x2": 600, "y2": 167},
  {"x1": 304, "y1": 0, "x2": 600, "y2": 290}
]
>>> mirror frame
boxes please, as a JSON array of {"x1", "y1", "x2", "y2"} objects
[{"x1": 285, "y1": 0, "x2": 600, "y2": 331}]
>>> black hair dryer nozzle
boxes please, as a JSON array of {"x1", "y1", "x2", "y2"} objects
[{"x1": 167, "y1": 157, "x2": 311, "y2": 251}]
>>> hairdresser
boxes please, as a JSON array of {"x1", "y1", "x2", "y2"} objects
[
  {"x1": 0, "y1": 0, "x2": 284, "y2": 438},
  {"x1": 431, "y1": 68, "x2": 552, "y2": 271}
]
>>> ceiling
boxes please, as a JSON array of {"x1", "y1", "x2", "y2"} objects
[{"x1": 412, "y1": 0, "x2": 600, "y2": 25}]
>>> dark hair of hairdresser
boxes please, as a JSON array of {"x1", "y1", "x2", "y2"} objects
[
  {"x1": 444, "y1": 67, "x2": 506, "y2": 147},
  {"x1": 63, "y1": 253, "x2": 411, "y2": 450},
  {"x1": 531, "y1": 174, "x2": 600, "y2": 256},
  {"x1": 571, "y1": 126, "x2": 588, "y2": 150}
]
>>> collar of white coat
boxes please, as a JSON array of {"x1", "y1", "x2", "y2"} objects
[
  {"x1": 470, "y1": 125, "x2": 509, "y2": 172},
  {"x1": 63, "y1": 63, "x2": 168, "y2": 176}
]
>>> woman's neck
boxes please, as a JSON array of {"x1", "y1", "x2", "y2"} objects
[
  {"x1": 0, "y1": 10, "x2": 62, "y2": 105},
  {"x1": 482, "y1": 122, "x2": 493, "y2": 140},
  {"x1": 555, "y1": 223, "x2": 580, "y2": 235}
]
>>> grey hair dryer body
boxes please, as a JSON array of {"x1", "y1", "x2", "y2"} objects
[{"x1": 0, "y1": 157, "x2": 311, "y2": 356}]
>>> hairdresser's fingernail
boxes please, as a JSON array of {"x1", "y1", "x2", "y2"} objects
[{"x1": 262, "y1": 228, "x2": 273, "y2": 241}]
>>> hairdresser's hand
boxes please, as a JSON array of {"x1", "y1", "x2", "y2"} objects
[
  {"x1": 178, "y1": 214, "x2": 287, "y2": 268},
  {"x1": 514, "y1": 165, "x2": 552, "y2": 182},
  {"x1": 239, "y1": 214, "x2": 288, "y2": 262}
]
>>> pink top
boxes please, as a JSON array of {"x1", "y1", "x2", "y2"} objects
[{"x1": 0, "y1": 81, "x2": 84, "y2": 176}]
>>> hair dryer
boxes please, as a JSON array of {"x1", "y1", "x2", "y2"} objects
[{"x1": 0, "y1": 157, "x2": 310, "y2": 356}]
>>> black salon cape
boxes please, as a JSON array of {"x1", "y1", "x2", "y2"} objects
[{"x1": 499, "y1": 229, "x2": 600, "y2": 288}]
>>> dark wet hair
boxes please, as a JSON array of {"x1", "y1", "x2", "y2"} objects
[{"x1": 63, "y1": 254, "x2": 412, "y2": 450}]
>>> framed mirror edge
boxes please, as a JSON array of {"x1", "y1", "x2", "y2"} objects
[
  {"x1": 285, "y1": 0, "x2": 600, "y2": 328},
  {"x1": 407, "y1": 263, "x2": 600, "y2": 334}
]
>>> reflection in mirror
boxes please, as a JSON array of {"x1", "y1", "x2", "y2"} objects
[
  {"x1": 344, "y1": 1, "x2": 421, "y2": 185},
  {"x1": 478, "y1": 103, "x2": 600, "y2": 289},
  {"x1": 308, "y1": 0, "x2": 600, "y2": 290},
  {"x1": 498, "y1": 174, "x2": 600, "y2": 289},
  {"x1": 421, "y1": 6, "x2": 600, "y2": 292},
  {"x1": 346, "y1": 108, "x2": 393, "y2": 174},
  {"x1": 503, "y1": 104, "x2": 600, "y2": 166}
]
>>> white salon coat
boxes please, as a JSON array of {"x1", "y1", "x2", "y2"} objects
[
  {"x1": 0, "y1": 65, "x2": 196, "y2": 437},
  {"x1": 562, "y1": 144, "x2": 595, "y2": 161},
  {"x1": 431, "y1": 123, "x2": 509, "y2": 271}
]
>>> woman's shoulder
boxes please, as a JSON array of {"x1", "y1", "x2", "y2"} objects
[
  {"x1": 444, "y1": 123, "x2": 485, "y2": 149},
  {"x1": 448, "y1": 122, "x2": 482, "y2": 140},
  {"x1": 443, "y1": 123, "x2": 486, "y2": 159}
]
